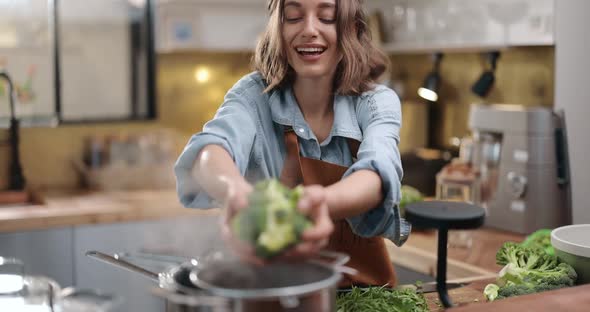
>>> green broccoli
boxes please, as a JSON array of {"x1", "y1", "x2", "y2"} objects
[
  {"x1": 521, "y1": 229, "x2": 554, "y2": 255},
  {"x1": 231, "y1": 179, "x2": 312, "y2": 259},
  {"x1": 483, "y1": 284, "x2": 499, "y2": 301},
  {"x1": 484, "y1": 242, "x2": 577, "y2": 301},
  {"x1": 399, "y1": 185, "x2": 423, "y2": 217}
]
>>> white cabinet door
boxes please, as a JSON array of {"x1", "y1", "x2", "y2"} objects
[
  {"x1": 155, "y1": 1, "x2": 268, "y2": 52},
  {"x1": 74, "y1": 215, "x2": 222, "y2": 312},
  {"x1": 0, "y1": 228, "x2": 74, "y2": 287}
]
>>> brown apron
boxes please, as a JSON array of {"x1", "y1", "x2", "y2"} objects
[{"x1": 280, "y1": 128, "x2": 397, "y2": 288}]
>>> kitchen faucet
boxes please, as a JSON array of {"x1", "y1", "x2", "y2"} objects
[{"x1": 0, "y1": 70, "x2": 26, "y2": 191}]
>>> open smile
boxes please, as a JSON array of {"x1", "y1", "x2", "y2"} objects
[
  {"x1": 294, "y1": 45, "x2": 327, "y2": 61},
  {"x1": 296, "y1": 46, "x2": 326, "y2": 56}
]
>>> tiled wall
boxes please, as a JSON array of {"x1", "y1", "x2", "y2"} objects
[{"x1": 0, "y1": 47, "x2": 554, "y2": 190}]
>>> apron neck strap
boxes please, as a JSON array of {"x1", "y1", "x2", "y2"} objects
[
  {"x1": 280, "y1": 126, "x2": 360, "y2": 187},
  {"x1": 280, "y1": 127, "x2": 304, "y2": 187}
]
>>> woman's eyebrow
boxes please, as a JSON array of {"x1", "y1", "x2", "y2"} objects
[
  {"x1": 283, "y1": 1, "x2": 335, "y2": 9},
  {"x1": 318, "y1": 2, "x2": 336, "y2": 9},
  {"x1": 284, "y1": 1, "x2": 301, "y2": 9}
]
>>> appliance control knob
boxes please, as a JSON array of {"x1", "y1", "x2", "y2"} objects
[{"x1": 507, "y1": 171, "x2": 527, "y2": 198}]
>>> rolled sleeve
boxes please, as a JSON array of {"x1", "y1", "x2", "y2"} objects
[
  {"x1": 174, "y1": 85, "x2": 257, "y2": 209},
  {"x1": 343, "y1": 88, "x2": 410, "y2": 246}
]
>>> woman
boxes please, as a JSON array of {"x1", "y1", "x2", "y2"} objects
[{"x1": 174, "y1": 0, "x2": 410, "y2": 287}]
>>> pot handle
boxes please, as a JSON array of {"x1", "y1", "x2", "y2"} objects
[
  {"x1": 116, "y1": 251, "x2": 191, "y2": 265},
  {"x1": 86, "y1": 251, "x2": 159, "y2": 283},
  {"x1": 317, "y1": 251, "x2": 350, "y2": 266},
  {"x1": 313, "y1": 251, "x2": 358, "y2": 276}
]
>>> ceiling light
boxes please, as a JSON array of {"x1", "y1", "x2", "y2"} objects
[
  {"x1": 194, "y1": 67, "x2": 210, "y2": 84},
  {"x1": 472, "y1": 51, "x2": 501, "y2": 98},
  {"x1": 418, "y1": 52, "x2": 443, "y2": 102}
]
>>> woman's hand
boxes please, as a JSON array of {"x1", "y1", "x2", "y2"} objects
[
  {"x1": 279, "y1": 185, "x2": 334, "y2": 260},
  {"x1": 219, "y1": 179, "x2": 263, "y2": 264}
]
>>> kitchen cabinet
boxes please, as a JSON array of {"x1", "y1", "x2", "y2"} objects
[
  {"x1": 74, "y1": 215, "x2": 222, "y2": 312},
  {"x1": 0, "y1": 228, "x2": 74, "y2": 287},
  {"x1": 0, "y1": 0, "x2": 156, "y2": 125},
  {"x1": 57, "y1": 0, "x2": 156, "y2": 122},
  {"x1": 0, "y1": 0, "x2": 58, "y2": 127},
  {"x1": 155, "y1": 0, "x2": 268, "y2": 52},
  {"x1": 369, "y1": 0, "x2": 555, "y2": 53}
]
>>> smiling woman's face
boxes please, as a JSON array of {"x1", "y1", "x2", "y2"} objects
[{"x1": 282, "y1": 0, "x2": 341, "y2": 80}]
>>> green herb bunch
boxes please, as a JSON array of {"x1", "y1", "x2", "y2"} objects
[{"x1": 336, "y1": 286, "x2": 429, "y2": 312}]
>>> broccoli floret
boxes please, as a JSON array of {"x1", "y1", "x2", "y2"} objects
[
  {"x1": 231, "y1": 179, "x2": 312, "y2": 259},
  {"x1": 496, "y1": 242, "x2": 558, "y2": 270},
  {"x1": 399, "y1": 185, "x2": 423, "y2": 217},
  {"x1": 483, "y1": 284, "x2": 499, "y2": 301},
  {"x1": 521, "y1": 229, "x2": 555, "y2": 255},
  {"x1": 485, "y1": 243, "x2": 577, "y2": 301},
  {"x1": 495, "y1": 242, "x2": 522, "y2": 266}
]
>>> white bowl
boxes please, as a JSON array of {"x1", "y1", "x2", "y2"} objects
[{"x1": 551, "y1": 224, "x2": 590, "y2": 284}]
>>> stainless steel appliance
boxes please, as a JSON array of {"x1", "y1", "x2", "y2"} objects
[{"x1": 462, "y1": 104, "x2": 570, "y2": 234}]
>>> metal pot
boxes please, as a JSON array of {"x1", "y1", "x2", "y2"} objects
[
  {"x1": 86, "y1": 250, "x2": 354, "y2": 312},
  {"x1": 0, "y1": 257, "x2": 119, "y2": 312}
]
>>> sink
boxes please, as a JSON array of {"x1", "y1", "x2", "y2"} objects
[
  {"x1": 0, "y1": 190, "x2": 45, "y2": 207},
  {"x1": 396, "y1": 265, "x2": 435, "y2": 285}
]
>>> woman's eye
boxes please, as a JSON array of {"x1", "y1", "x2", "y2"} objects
[
  {"x1": 285, "y1": 16, "x2": 302, "y2": 22},
  {"x1": 319, "y1": 11, "x2": 336, "y2": 23}
]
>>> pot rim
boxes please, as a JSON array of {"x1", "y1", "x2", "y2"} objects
[{"x1": 190, "y1": 261, "x2": 342, "y2": 299}]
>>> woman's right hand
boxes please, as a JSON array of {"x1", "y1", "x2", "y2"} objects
[{"x1": 219, "y1": 179, "x2": 264, "y2": 264}]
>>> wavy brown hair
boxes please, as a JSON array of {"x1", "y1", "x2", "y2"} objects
[{"x1": 255, "y1": 0, "x2": 389, "y2": 95}]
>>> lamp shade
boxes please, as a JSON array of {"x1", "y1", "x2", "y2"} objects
[
  {"x1": 471, "y1": 70, "x2": 495, "y2": 97},
  {"x1": 418, "y1": 72, "x2": 440, "y2": 102}
]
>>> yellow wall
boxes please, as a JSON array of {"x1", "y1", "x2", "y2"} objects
[
  {"x1": 389, "y1": 47, "x2": 555, "y2": 147},
  {"x1": 0, "y1": 48, "x2": 554, "y2": 190}
]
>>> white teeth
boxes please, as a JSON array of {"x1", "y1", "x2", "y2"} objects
[{"x1": 296, "y1": 47, "x2": 325, "y2": 53}]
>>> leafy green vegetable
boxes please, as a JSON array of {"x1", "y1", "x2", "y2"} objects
[
  {"x1": 521, "y1": 229, "x2": 554, "y2": 255},
  {"x1": 399, "y1": 185, "x2": 424, "y2": 217},
  {"x1": 231, "y1": 179, "x2": 312, "y2": 258},
  {"x1": 337, "y1": 286, "x2": 429, "y2": 312},
  {"x1": 483, "y1": 283, "x2": 500, "y2": 301},
  {"x1": 484, "y1": 242, "x2": 577, "y2": 301}
]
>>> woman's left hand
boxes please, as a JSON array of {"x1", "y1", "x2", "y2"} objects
[{"x1": 279, "y1": 185, "x2": 334, "y2": 260}]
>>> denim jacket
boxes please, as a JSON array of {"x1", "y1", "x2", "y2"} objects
[{"x1": 174, "y1": 72, "x2": 410, "y2": 246}]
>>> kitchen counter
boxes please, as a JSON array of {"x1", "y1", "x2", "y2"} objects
[
  {"x1": 424, "y1": 276, "x2": 590, "y2": 311},
  {"x1": 424, "y1": 276, "x2": 490, "y2": 310},
  {"x1": 0, "y1": 190, "x2": 219, "y2": 233},
  {"x1": 386, "y1": 227, "x2": 526, "y2": 279}
]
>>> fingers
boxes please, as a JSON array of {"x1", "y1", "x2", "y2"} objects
[
  {"x1": 277, "y1": 237, "x2": 329, "y2": 260},
  {"x1": 298, "y1": 185, "x2": 325, "y2": 215},
  {"x1": 302, "y1": 211, "x2": 333, "y2": 241},
  {"x1": 220, "y1": 217, "x2": 265, "y2": 266},
  {"x1": 223, "y1": 182, "x2": 253, "y2": 225}
]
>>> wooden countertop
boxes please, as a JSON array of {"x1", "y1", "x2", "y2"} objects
[
  {"x1": 0, "y1": 190, "x2": 219, "y2": 233},
  {"x1": 449, "y1": 282, "x2": 590, "y2": 312},
  {"x1": 387, "y1": 227, "x2": 526, "y2": 279},
  {"x1": 424, "y1": 276, "x2": 590, "y2": 311}
]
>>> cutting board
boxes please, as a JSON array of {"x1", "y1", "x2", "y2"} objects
[
  {"x1": 424, "y1": 278, "x2": 490, "y2": 311},
  {"x1": 425, "y1": 278, "x2": 590, "y2": 311}
]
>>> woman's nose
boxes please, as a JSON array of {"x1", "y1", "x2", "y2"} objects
[{"x1": 301, "y1": 16, "x2": 319, "y2": 38}]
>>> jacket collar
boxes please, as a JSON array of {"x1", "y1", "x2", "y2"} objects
[{"x1": 268, "y1": 85, "x2": 362, "y2": 142}]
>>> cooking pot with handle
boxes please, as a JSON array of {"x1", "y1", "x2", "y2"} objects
[
  {"x1": 86, "y1": 250, "x2": 355, "y2": 312},
  {"x1": 0, "y1": 256, "x2": 119, "y2": 312}
]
